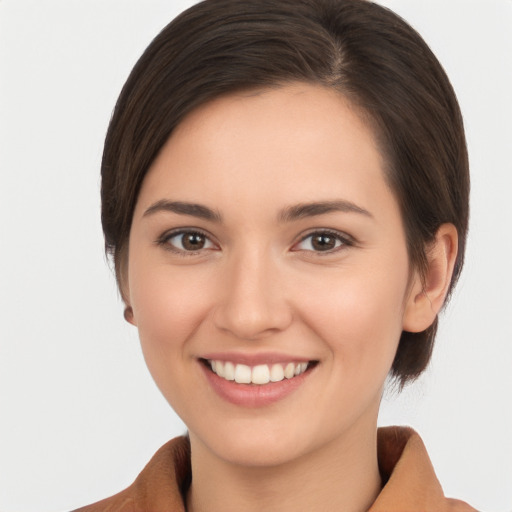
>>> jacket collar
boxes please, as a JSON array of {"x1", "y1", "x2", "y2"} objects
[
  {"x1": 370, "y1": 426, "x2": 445, "y2": 511},
  {"x1": 75, "y1": 426, "x2": 475, "y2": 511}
]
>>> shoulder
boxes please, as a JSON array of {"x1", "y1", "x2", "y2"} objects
[
  {"x1": 371, "y1": 426, "x2": 478, "y2": 512},
  {"x1": 445, "y1": 498, "x2": 479, "y2": 512},
  {"x1": 72, "y1": 436, "x2": 190, "y2": 512}
]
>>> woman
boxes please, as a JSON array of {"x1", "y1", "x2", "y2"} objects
[{"x1": 75, "y1": 0, "x2": 475, "y2": 510}]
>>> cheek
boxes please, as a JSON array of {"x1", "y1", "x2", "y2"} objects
[
  {"x1": 127, "y1": 260, "x2": 220, "y2": 416},
  {"x1": 299, "y1": 261, "x2": 409, "y2": 377},
  {"x1": 129, "y1": 259, "x2": 215, "y2": 358}
]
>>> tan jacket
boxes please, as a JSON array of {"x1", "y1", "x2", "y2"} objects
[{"x1": 74, "y1": 426, "x2": 477, "y2": 511}]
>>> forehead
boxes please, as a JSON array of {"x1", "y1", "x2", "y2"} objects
[{"x1": 135, "y1": 83, "x2": 395, "y2": 223}]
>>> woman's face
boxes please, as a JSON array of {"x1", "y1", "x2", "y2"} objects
[{"x1": 127, "y1": 83, "x2": 418, "y2": 466}]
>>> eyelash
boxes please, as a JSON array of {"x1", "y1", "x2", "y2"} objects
[
  {"x1": 156, "y1": 228, "x2": 354, "y2": 256},
  {"x1": 292, "y1": 229, "x2": 354, "y2": 255},
  {"x1": 156, "y1": 228, "x2": 217, "y2": 255}
]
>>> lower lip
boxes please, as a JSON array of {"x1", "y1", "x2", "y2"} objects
[{"x1": 200, "y1": 362, "x2": 313, "y2": 408}]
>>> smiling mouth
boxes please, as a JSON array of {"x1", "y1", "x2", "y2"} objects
[{"x1": 201, "y1": 359, "x2": 317, "y2": 385}]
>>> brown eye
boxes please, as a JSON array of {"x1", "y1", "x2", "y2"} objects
[
  {"x1": 182, "y1": 233, "x2": 206, "y2": 250},
  {"x1": 163, "y1": 230, "x2": 215, "y2": 252},
  {"x1": 311, "y1": 234, "x2": 337, "y2": 251},
  {"x1": 294, "y1": 230, "x2": 350, "y2": 253}
]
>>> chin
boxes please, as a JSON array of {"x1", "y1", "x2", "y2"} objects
[{"x1": 189, "y1": 417, "x2": 327, "y2": 469}]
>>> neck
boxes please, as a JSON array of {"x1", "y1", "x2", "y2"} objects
[{"x1": 186, "y1": 423, "x2": 381, "y2": 512}]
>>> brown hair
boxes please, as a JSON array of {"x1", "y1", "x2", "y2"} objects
[{"x1": 101, "y1": 0, "x2": 469, "y2": 387}]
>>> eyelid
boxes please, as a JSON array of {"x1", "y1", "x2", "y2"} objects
[
  {"x1": 156, "y1": 227, "x2": 219, "y2": 254},
  {"x1": 155, "y1": 227, "x2": 354, "y2": 255},
  {"x1": 291, "y1": 228, "x2": 355, "y2": 253}
]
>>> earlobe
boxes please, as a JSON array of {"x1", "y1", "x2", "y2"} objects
[
  {"x1": 124, "y1": 305, "x2": 136, "y2": 325},
  {"x1": 117, "y1": 249, "x2": 136, "y2": 326},
  {"x1": 402, "y1": 223, "x2": 458, "y2": 333}
]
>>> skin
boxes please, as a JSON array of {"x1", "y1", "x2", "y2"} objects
[{"x1": 125, "y1": 83, "x2": 457, "y2": 512}]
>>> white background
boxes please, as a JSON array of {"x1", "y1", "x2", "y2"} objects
[{"x1": 0, "y1": 1, "x2": 511, "y2": 511}]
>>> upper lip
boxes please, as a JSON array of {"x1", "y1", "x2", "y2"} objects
[{"x1": 200, "y1": 351, "x2": 315, "y2": 366}]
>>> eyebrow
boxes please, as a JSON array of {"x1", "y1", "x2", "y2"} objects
[
  {"x1": 143, "y1": 199, "x2": 372, "y2": 223},
  {"x1": 278, "y1": 200, "x2": 373, "y2": 222},
  {"x1": 143, "y1": 200, "x2": 222, "y2": 222}
]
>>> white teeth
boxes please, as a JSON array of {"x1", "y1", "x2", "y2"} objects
[
  {"x1": 270, "y1": 364, "x2": 284, "y2": 382},
  {"x1": 208, "y1": 360, "x2": 310, "y2": 385},
  {"x1": 224, "y1": 361, "x2": 235, "y2": 381},
  {"x1": 252, "y1": 364, "x2": 270, "y2": 385},
  {"x1": 284, "y1": 362, "x2": 295, "y2": 379},
  {"x1": 234, "y1": 364, "x2": 252, "y2": 384}
]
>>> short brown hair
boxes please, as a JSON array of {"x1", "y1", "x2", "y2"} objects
[{"x1": 101, "y1": 0, "x2": 469, "y2": 387}]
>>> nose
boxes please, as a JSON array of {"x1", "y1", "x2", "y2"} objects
[{"x1": 213, "y1": 249, "x2": 293, "y2": 340}]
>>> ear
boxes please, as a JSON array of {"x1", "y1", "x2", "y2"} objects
[{"x1": 402, "y1": 223, "x2": 458, "y2": 333}]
